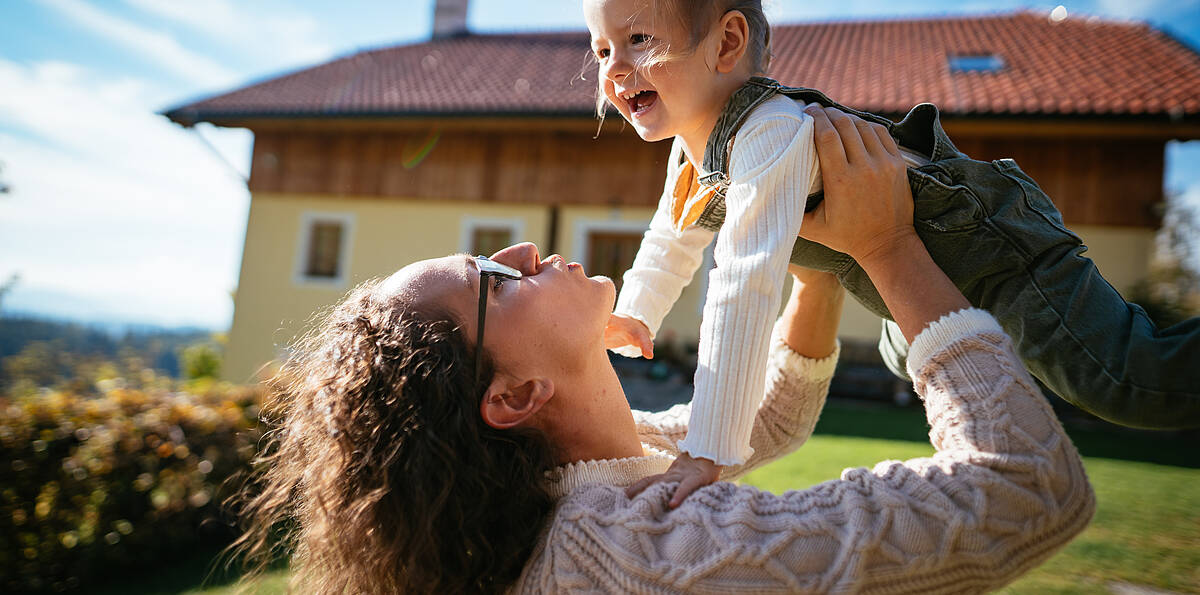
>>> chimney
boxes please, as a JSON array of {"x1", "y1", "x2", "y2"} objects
[{"x1": 433, "y1": 0, "x2": 469, "y2": 39}]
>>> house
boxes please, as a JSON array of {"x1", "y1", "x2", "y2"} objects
[{"x1": 165, "y1": 3, "x2": 1200, "y2": 383}]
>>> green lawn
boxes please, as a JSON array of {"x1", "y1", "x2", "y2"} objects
[
  {"x1": 740, "y1": 401, "x2": 1200, "y2": 594},
  {"x1": 112, "y1": 400, "x2": 1199, "y2": 594},
  {"x1": 742, "y1": 434, "x2": 1200, "y2": 594}
]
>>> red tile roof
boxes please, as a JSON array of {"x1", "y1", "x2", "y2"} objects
[{"x1": 165, "y1": 11, "x2": 1200, "y2": 125}]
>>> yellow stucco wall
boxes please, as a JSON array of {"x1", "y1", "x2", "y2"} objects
[
  {"x1": 222, "y1": 193, "x2": 549, "y2": 382},
  {"x1": 225, "y1": 194, "x2": 1156, "y2": 383}
]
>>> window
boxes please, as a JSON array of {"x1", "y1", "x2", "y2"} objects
[
  {"x1": 948, "y1": 53, "x2": 1005, "y2": 73},
  {"x1": 460, "y1": 217, "x2": 525, "y2": 256},
  {"x1": 587, "y1": 231, "x2": 642, "y2": 292},
  {"x1": 572, "y1": 219, "x2": 650, "y2": 293},
  {"x1": 305, "y1": 221, "x2": 343, "y2": 277},
  {"x1": 471, "y1": 227, "x2": 514, "y2": 256},
  {"x1": 295, "y1": 212, "x2": 354, "y2": 286}
]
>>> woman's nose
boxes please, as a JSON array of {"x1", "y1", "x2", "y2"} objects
[{"x1": 490, "y1": 242, "x2": 541, "y2": 275}]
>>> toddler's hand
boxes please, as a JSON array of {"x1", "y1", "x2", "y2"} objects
[
  {"x1": 605, "y1": 313, "x2": 654, "y2": 359},
  {"x1": 625, "y1": 452, "x2": 722, "y2": 508}
]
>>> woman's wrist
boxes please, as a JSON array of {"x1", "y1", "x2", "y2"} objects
[
  {"x1": 856, "y1": 232, "x2": 970, "y2": 344},
  {"x1": 850, "y1": 226, "x2": 921, "y2": 272}
]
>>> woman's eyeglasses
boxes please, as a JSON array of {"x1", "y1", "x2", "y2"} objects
[{"x1": 473, "y1": 255, "x2": 522, "y2": 387}]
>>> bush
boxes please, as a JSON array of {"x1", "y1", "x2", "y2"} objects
[
  {"x1": 180, "y1": 343, "x2": 222, "y2": 381},
  {"x1": 0, "y1": 380, "x2": 263, "y2": 592}
]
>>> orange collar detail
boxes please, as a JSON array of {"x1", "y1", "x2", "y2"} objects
[{"x1": 669, "y1": 160, "x2": 719, "y2": 232}]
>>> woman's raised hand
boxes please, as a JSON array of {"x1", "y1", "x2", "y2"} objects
[
  {"x1": 798, "y1": 105, "x2": 917, "y2": 266},
  {"x1": 800, "y1": 104, "x2": 969, "y2": 342}
]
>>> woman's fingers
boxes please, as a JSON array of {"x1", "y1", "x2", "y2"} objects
[
  {"x1": 873, "y1": 122, "x2": 903, "y2": 158},
  {"x1": 805, "y1": 105, "x2": 847, "y2": 174},
  {"x1": 799, "y1": 199, "x2": 829, "y2": 243},
  {"x1": 855, "y1": 117, "x2": 886, "y2": 158},
  {"x1": 825, "y1": 107, "x2": 868, "y2": 164}
]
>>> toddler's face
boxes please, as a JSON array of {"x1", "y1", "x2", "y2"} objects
[{"x1": 584, "y1": 0, "x2": 726, "y2": 146}]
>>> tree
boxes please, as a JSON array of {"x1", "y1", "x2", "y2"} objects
[
  {"x1": 0, "y1": 274, "x2": 18, "y2": 313},
  {"x1": 180, "y1": 342, "x2": 222, "y2": 380},
  {"x1": 1127, "y1": 190, "x2": 1200, "y2": 327}
]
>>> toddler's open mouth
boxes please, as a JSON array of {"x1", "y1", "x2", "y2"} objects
[{"x1": 622, "y1": 90, "x2": 658, "y2": 116}]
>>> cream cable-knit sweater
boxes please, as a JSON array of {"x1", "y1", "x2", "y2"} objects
[
  {"x1": 514, "y1": 310, "x2": 1095, "y2": 593},
  {"x1": 615, "y1": 94, "x2": 821, "y2": 466}
]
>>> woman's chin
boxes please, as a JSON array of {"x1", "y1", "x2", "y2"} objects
[{"x1": 589, "y1": 275, "x2": 618, "y2": 312}]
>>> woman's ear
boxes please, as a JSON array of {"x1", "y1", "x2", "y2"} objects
[
  {"x1": 714, "y1": 10, "x2": 749, "y2": 74},
  {"x1": 479, "y1": 376, "x2": 555, "y2": 429}
]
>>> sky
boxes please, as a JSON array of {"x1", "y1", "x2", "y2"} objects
[{"x1": 1, "y1": 0, "x2": 1199, "y2": 331}]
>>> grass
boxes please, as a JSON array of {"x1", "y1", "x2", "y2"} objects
[
  {"x1": 740, "y1": 400, "x2": 1200, "y2": 594},
  {"x1": 114, "y1": 400, "x2": 1198, "y2": 594}
]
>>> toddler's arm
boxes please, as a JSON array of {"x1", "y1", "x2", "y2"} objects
[
  {"x1": 678, "y1": 110, "x2": 819, "y2": 465},
  {"x1": 632, "y1": 109, "x2": 821, "y2": 506},
  {"x1": 610, "y1": 138, "x2": 715, "y2": 356}
]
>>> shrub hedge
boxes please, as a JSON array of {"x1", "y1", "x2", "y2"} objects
[{"x1": 0, "y1": 379, "x2": 263, "y2": 592}]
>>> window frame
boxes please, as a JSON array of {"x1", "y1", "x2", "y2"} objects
[
  {"x1": 459, "y1": 216, "x2": 526, "y2": 256},
  {"x1": 572, "y1": 218, "x2": 650, "y2": 289},
  {"x1": 293, "y1": 211, "x2": 355, "y2": 288},
  {"x1": 947, "y1": 53, "x2": 1005, "y2": 73}
]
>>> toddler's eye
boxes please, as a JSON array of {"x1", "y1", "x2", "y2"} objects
[
  {"x1": 595, "y1": 47, "x2": 610, "y2": 59},
  {"x1": 492, "y1": 277, "x2": 507, "y2": 290},
  {"x1": 630, "y1": 33, "x2": 651, "y2": 45}
]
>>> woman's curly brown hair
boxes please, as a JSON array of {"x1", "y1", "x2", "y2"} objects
[{"x1": 226, "y1": 278, "x2": 557, "y2": 593}]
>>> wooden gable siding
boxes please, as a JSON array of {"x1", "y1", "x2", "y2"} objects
[
  {"x1": 950, "y1": 136, "x2": 1163, "y2": 228},
  {"x1": 248, "y1": 125, "x2": 1163, "y2": 228},
  {"x1": 249, "y1": 128, "x2": 671, "y2": 206}
]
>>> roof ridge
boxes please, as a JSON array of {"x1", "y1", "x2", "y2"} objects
[{"x1": 161, "y1": 11, "x2": 1200, "y2": 126}]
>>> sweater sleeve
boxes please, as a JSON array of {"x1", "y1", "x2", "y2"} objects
[
  {"x1": 613, "y1": 138, "x2": 715, "y2": 350},
  {"x1": 527, "y1": 309, "x2": 1095, "y2": 594},
  {"x1": 677, "y1": 109, "x2": 818, "y2": 465},
  {"x1": 631, "y1": 321, "x2": 837, "y2": 478}
]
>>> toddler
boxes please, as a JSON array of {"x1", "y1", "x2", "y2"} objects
[{"x1": 585, "y1": 0, "x2": 1200, "y2": 506}]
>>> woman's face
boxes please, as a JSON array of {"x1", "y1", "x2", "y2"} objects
[{"x1": 383, "y1": 243, "x2": 616, "y2": 379}]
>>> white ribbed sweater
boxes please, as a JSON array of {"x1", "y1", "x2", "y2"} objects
[
  {"x1": 614, "y1": 94, "x2": 822, "y2": 465},
  {"x1": 513, "y1": 310, "x2": 1095, "y2": 593}
]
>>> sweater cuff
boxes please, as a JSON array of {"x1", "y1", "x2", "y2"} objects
[
  {"x1": 613, "y1": 283, "x2": 666, "y2": 339},
  {"x1": 769, "y1": 322, "x2": 840, "y2": 382},
  {"x1": 906, "y1": 308, "x2": 1004, "y2": 378}
]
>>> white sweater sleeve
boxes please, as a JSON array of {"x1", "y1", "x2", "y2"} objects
[
  {"x1": 613, "y1": 138, "x2": 715, "y2": 343},
  {"x1": 677, "y1": 107, "x2": 819, "y2": 466}
]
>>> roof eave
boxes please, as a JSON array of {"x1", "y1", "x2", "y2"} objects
[
  {"x1": 162, "y1": 108, "x2": 611, "y2": 130},
  {"x1": 163, "y1": 108, "x2": 1200, "y2": 140}
]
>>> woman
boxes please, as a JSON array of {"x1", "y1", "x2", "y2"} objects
[{"x1": 231, "y1": 109, "x2": 1095, "y2": 593}]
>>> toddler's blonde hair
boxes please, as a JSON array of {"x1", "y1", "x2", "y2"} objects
[{"x1": 593, "y1": 0, "x2": 772, "y2": 118}]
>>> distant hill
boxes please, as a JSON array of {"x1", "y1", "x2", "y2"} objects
[{"x1": 0, "y1": 315, "x2": 213, "y2": 381}]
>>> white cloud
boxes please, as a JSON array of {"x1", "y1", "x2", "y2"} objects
[
  {"x1": 35, "y1": 0, "x2": 239, "y2": 88},
  {"x1": 1092, "y1": 0, "x2": 1170, "y2": 20},
  {"x1": 123, "y1": 0, "x2": 336, "y2": 70},
  {"x1": 0, "y1": 58, "x2": 250, "y2": 329}
]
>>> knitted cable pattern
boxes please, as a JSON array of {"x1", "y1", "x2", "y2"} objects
[{"x1": 513, "y1": 310, "x2": 1094, "y2": 594}]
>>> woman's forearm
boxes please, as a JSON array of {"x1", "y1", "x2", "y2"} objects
[
  {"x1": 856, "y1": 232, "x2": 970, "y2": 344},
  {"x1": 779, "y1": 267, "x2": 844, "y2": 358}
]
